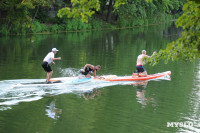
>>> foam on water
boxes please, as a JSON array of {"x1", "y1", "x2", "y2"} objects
[
  {"x1": 0, "y1": 77, "x2": 109, "y2": 110},
  {"x1": 59, "y1": 68, "x2": 80, "y2": 77},
  {"x1": 0, "y1": 75, "x2": 171, "y2": 111}
]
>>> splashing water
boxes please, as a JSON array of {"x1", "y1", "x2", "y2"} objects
[
  {"x1": 59, "y1": 68, "x2": 80, "y2": 77},
  {"x1": 0, "y1": 77, "x2": 116, "y2": 110},
  {"x1": 0, "y1": 73, "x2": 171, "y2": 111}
]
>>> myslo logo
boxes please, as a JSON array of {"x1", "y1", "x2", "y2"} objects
[{"x1": 167, "y1": 121, "x2": 194, "y2": 127}]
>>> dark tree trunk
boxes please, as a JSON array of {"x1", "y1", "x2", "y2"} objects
[
  {"x1": 100, "y1": 0, "x2": 106, "y2": 20},
  {"x1": 27, "y1": 5, "x2": 40, "y2": 34},
  {"x1": 106, "y1": 0, "x2": 113, "y2": 23}
]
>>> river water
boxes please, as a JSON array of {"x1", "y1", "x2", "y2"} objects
[{"x1": 0, "y1": 23, "x2": 199, "y2": 133}]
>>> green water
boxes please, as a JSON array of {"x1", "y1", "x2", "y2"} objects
[{"x1": 0, "y1": 23, "x2": 199, "y2": 133}]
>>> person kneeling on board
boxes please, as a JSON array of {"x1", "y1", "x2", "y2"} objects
[
  {"x1": 80, "y1": 64, "x2": 102, "y2": 79},
  {"x1": 132, "y1": 50, "x2": 156, "y2": 77},
  {"x1": 42, "y1": 48, "x2": 61, "y2": 83}
]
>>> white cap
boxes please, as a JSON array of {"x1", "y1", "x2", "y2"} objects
[{"x1": 52, "y1": 48, "x2": 59, "y2": 52}]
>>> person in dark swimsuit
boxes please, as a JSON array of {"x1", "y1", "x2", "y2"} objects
[
  {"x1": 80, "y1": 64, "x2": 101, "y2": 78},
  {"x1": 132, "y1": 50, "x2": 156, "y2": 77}
]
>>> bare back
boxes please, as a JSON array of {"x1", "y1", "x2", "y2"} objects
[{"x1": 136, "y1": 54, "x2": 147, "y2": 65}]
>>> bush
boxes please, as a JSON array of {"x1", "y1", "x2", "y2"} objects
[
  {"x1": 71, "y1": 19, "x2": 79, "y2": 30},
  {"x1": 49, "y1": 24, "x2": 59, "y2": 32},
  {"x1": 91, "y1": 19, "x2": 102, "y2": 30},
  {"x1": 65, "y1": 19, "x2": 93, "y2": 31},
  {"x1": 78, "y1": 21, "x2": 88, "y2": 30},
  {"x1": 31, "y1": 20, "x2": 48, "y2": 33},
  {"x1": 65, "y1": 20, "x2": 73, "y2": 31},
  {"x1": 0, "y1": 25, "x2": 9, "y2": 35},
  {"x1": 59, "y1": 24, "x2": 66, "y2": 31},
  {"x1": 117, "y1": 19, "x2": 129, "y2": 28}
]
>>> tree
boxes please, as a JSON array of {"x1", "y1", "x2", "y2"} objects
[
  {"x1": 0, "y1": 0, "x2": 51, "y2": 34},
  {"x1": 146, "y1": 0, "x2": 200, "y2": 65},
  {"x1": 57, "y1": 0, "x2": 127, "y2": 23}
]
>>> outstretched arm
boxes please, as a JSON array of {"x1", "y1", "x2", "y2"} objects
[
  {"x1": 152, "y1": 51, "x2": 156, "y2": 56},
  {"x1": 51, "y1": 57, "x2": 61, "y2": 60},
  {"x1": 146, "y1": 51, "x2": 156, "y2": 58},
  {"x1": 51, "y1": 57, "x2": 61, "y2": 64},
  {"x1": 93, "y1": 70, "x2": 96, "y2": 77}
]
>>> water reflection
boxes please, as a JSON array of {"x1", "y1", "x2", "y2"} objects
[
  {"x1": 131, "y1": 81, "x2": 156, "y2": 108},
  {"x1": 46, "y1": 99, "x2": 62, "y2": 120},
  {"x1": 82, "y1": 88, "x2": 101, "y2": 100}
]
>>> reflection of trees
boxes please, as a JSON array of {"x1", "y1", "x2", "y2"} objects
[
  {"x1": 0, "y1": 23, "x2": 177, "y2": 80},
  {"x1": 82, "y1": 88, "x2": 101, "y2": 100},
  {"x1": 0, "y1": 36, "x2": 42, "y2": 79}
]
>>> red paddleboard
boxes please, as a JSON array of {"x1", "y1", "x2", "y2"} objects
[{"x1": 105, "y1": 71, "x2": 171, "y2": 81}]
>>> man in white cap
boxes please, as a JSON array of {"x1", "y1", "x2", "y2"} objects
[{"x1": 42, "y1": 48, "x2": 61, "y2": 83}]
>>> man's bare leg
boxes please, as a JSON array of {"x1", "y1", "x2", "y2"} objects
[
  {"x1": 85, "y1": 74, "x2": 91, "y2": 78},
  {"x1": 138, "y1": 71, "x2": 147, "y2": 77},
  {"x1": 132, "y1": 73, "x2": 138, "y2": 77},
  {"x1": 46, "y1": 71, "x2": 53, "y2": 82}
]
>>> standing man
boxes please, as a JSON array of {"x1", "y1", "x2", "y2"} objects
[
  {"x1": 80, "y1": 64, "x2": 101, "y2": 78},
  {"x1": 42, "y1": 48, "x2": 61, "y2": 83},
  {"x1": 133, "y1": 50, "x2": 156, "y2": 77}
]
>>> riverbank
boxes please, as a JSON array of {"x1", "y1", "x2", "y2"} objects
[
  {"x1": 0, "y1": 0, "x2": 185, "y2": 36},
  {"x1": 0, "y1": 14, "x2": 177, "y2": 36}
]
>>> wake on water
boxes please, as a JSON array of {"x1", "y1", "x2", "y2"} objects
[
  {"x1": 0, "y1": 68, "x2": 171, "y2": 111},
  {"x1": 0, "y1": 76, "x2": 120, "y2": 111}
]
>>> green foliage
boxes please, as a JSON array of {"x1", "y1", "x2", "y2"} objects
[
  {"x1": 0, "y1": 23, "x2": 27, "y2": 35},
  {"x1": 11, "y1": 24, "x2": 27, "y2": 35},
  {"x1": 34, "y1": 7, "x2": 50, "y2": 23},
  {"x1": 31, "y1": 20, "x2": 48, "y2": 33},
  {"x1": 0, "y1": 0, "x2": 51, "y2": 34},
  {"x1": 146, "y1": 1, "x2": 200, "y2": 65},
  {"x1": 64, "y1": 19, "x2": 93, "y2": 31},
  {"x1": 59, "y1": 24, "x2": 67, "y2": 31},
  {"x1": 0, "y1": 0, "x2": 185, "y2": 35},
  {"x1": 78, "y1": 21, "x2": 88, "y2": 30},
  {"x1": 113, "y1": 0, "x2": 127, "y2": 9},
  {"x1": 117, "y1": 0, "x2": 153, "y2": 26},
  {"x1": 65, "y1": 20, "x2": 73, "y2": 31},
  {"x1": 0, "y1": 25, "x2": 9, "y2": 35},
  {"x1": 117, "y1": 0, "x2": 184, "y2": 27},
  {"x1": 57, "y1": 0, "x2": 127, "y2": 23},
  {"x1": 171, "y1": 0, "x2": 184, "y2": 10},
  {"x1": 78, "y1": 21, "x2": 92, "y2": 30},
  {"x1": 91, "y1": 19, "x2": 102, "y2": 30},
  {"x1": 49, "y1": 24, "x2": 60, "y2": 32},
  {"x1": 117, "y1": 19, "x2": 129, "y2": 28},
  {"x1": 57, "y1": 0, "x2": 101, "y2": 23}
]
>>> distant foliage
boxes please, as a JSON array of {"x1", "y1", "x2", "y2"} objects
[
  {"x1": 117, "y1": 0, "x2": 184, "y2": 27},
  {"x1": 57, "y1": 0, "x2": 101, "y2": 23},
  {"x1": 57, "y1": 0, "x2": 127, "y2": 23},
  {"x1": 91, "y1": 19, "x2": 102, "y2": 30},
  {"x1": 0, "y1": 0, "x2": 184, "y2": 35},
  {"x1": 0, "y1": 25, "x2": 9, "y2": 35},
  {"x1": 31, "y1": 20, "x2": 48, "y2": 33},
  {"x1": 49, "y1": 24, "x2": 60, "y2": 32},
  {"x1": 146, "y1": 1, "x2": 200, "y2": 65}
]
